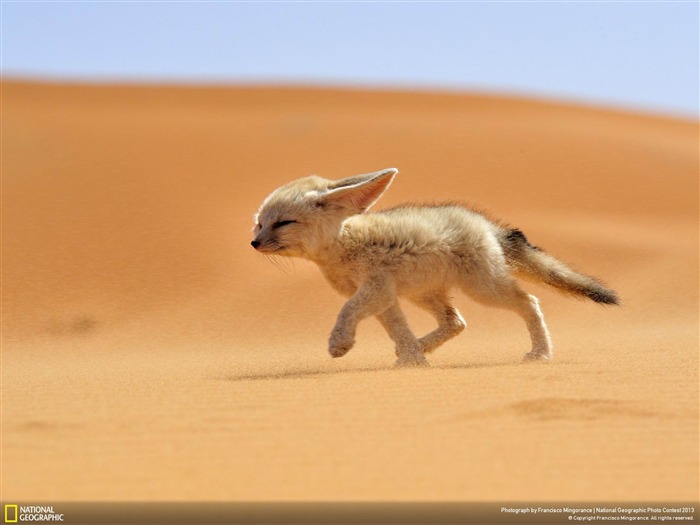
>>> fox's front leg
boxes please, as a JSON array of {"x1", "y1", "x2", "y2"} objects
[
  {"x1": 328, "y1": 275, "x2": 395, "y2": 358},
  {"x1": 376, "y1": 304, "x2": 429, "y2": 367}
]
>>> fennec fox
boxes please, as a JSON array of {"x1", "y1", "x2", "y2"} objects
[{"x1": 251, "y1": 168, "x2": 618, "y2": 367}]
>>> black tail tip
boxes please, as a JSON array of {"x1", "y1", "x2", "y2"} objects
[{"x1": 587, "y1": 289, "x2": 620, "y2": 305}]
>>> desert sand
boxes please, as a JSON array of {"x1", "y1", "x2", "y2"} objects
[{"x1": 2, "y1": 81, "x2": 698, "y2": 503}]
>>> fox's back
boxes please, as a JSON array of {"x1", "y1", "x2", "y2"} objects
[
  {"x1": 343, "y1": 204, "x2": 498, "y2": 252},
  {"x1": 329, "y1": 204, "x2": 505, "y2": 294}
]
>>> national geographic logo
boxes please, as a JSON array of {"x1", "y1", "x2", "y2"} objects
[
  {"x1": 3, "y1": 505, "x2": 17, "y2": 523},
  {"x1": 3, "y1": 505, "x2": 64, "y2": 522}
]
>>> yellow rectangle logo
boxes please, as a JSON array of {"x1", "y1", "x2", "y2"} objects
[{"x1": 4, "y1": 504, "x2": 18, "y2": 523}]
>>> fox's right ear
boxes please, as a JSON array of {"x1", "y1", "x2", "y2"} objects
[{"x1": 319, "y1": 168, "x2": 398, "y2": 213}]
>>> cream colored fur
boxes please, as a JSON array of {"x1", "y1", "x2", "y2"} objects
[{"x1": 252, "y1": 168, "x2": 616, "y2": 367}]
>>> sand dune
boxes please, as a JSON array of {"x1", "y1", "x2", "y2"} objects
[{"x1": 2, "y1": 81, "x2": 698, "y2": 503}]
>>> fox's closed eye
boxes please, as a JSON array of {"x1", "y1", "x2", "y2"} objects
[{"x1": 272, "y1": 220, "x2": 296, "y2": 229}]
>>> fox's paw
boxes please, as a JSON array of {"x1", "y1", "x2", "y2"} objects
[
  {"x1": 399, "y1": 343, "x2": 435, "y2": 356},
  {"x1": 328, "y1": 331, "x2": 355, "y2": 358},
  {"x1": 523, "y1": 351, "x2": 552, "y2": 362},
  {"x1": 329, "y1": 342, "x2": 353, "y2": 358},
  {"x1": 417, "y1": 341, "x2": 434, "y2": 354},
  {"x1": 394, "y1": 353, "x2": 429, "y2": 368}
]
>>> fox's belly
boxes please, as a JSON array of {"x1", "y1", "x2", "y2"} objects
[{"x1": 329, "y1": 248, "x2": 461, "y2": 294}]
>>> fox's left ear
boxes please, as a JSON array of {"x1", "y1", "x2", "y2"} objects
[{"x1": 321, "y1": 168, "x2": 398, "y2": 213}]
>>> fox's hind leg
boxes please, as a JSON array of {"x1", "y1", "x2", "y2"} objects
[
  {"x1": 376, "y1": 304, "x2": 429, "y2": 367},
  {"x1": 462, "y1": 279, "x2": 553, "y2": 361},
  {"x1": 409, "y1": 291, "x2": 466, "y2": 353}
]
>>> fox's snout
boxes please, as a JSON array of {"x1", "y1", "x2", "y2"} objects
[{"x1": 251, "y1": 238, "x2": 273, "y2": 252}]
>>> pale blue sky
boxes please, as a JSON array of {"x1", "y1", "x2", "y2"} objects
[{"x1": 2, "y1": 2, "x2": 698, "y2": 116}]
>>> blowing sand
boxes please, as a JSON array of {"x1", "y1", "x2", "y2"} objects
[{"x1": 2, "y1": 81, "x2": 698, "y2": 502}]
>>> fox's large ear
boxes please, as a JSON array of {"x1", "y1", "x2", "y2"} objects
[{"x1": 321, "y1": 168, "x2": 397, "y2": 212}]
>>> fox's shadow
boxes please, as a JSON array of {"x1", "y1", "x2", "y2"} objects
[{"x1": 217, "y1": 360, "x2": 565, "y2": 382}]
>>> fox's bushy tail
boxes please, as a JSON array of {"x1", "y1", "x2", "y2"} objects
[{"x1": 498, "y1": 228, "x2": 619, "y2": 305}]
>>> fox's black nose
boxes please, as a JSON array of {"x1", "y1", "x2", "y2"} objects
[{"x1": 251, "y1": 240, "x2": 261, "y2": 249}]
